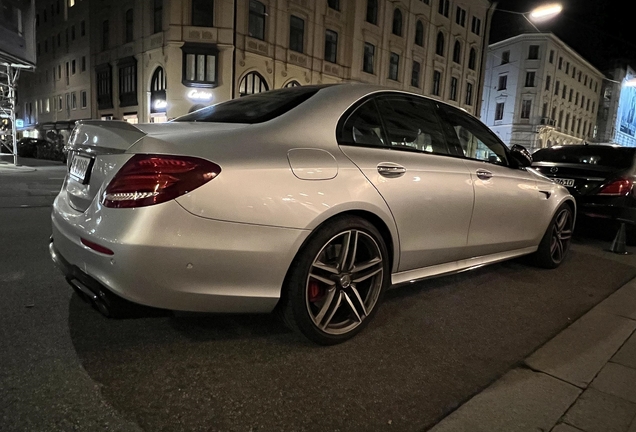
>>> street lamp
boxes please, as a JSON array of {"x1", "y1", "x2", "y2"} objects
[{"x1": 496, "y1": 3, "x2": 563, "y2": 32}]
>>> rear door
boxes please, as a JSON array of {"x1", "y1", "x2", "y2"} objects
[
  {"x1": 338, "y1": 94, "x2": 475, "y2": 272},
  {"x1": 436, "y1": 104, "x2": 549, "y2": 256}
]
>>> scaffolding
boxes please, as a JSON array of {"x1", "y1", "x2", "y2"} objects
[{"x1": 0, "y1": 62, "x2": 22, "y2": 166}]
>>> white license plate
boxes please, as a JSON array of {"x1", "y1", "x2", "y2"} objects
[
  {"x1": 553, "y1": 178, "x2": 575, "y2": 187},
  {"x1": 69, "y1": 154, "x2": 93, "y2": 183}
]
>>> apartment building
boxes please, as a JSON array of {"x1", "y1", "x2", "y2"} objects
[
  {"x1": 18, "y1": 0, "x2": 495, "y2": 130},
  {"x1": 596, "y1": 60, "x2": 636, "y2": 147},
  {"x1": 481, "y1": 33, "x2": 604, "y2": 153}
]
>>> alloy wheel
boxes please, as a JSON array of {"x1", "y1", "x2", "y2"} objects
[
  {"x1": 305, "y1": 229, "x2": 384, "y2": 335},
  {"x1": 550, "y1": 208, "x2": 573, "y2": 264}
]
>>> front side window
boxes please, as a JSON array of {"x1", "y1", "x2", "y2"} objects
[
  {"x1": 324, "y1": 30, "x2": 338, "y2": 63},
  {"x1": 439, "y1": 104, "x2": 509, "y2": 165},
  {"x1": 182, "y1": 45, "x2": 218, "y2": 87},
  {"x1": 248, "y1": 0, "x2": 265, "y2": 40},
  {"x1": 289, "y1": 16, "x2": 304, "y2": 53},
  {"x1": 388, "y1": 53, "x2": 399, "y2": 81},
  {"x1": 363, "y1": 43, "x2": 375, "y2": 74},
  {"x1": 192, "y1": 0, "x2": 213, "y2": 27}
]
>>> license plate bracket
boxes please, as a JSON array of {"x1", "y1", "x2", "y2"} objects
[{"x1": 69, "y1": 154, "x2": 94, "y2": 184}]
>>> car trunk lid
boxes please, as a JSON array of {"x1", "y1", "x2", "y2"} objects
[{"x1": 530, "y1": 163, "x2": 625, "y2": 196}]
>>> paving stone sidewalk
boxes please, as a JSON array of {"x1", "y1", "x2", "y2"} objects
[{"x1": 429, "y1": 278, "x2": 636, "y2": 432}]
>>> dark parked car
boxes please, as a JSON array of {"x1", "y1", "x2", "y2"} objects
[
  {"x1": 15, "y1": 138, "x2": 48, "y2": 158},
  {"x1": 531, "y1": 144, "x2": 636, "y2": 240}
]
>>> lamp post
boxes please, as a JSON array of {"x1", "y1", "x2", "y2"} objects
[{"x1": 495, "y1": 3, "x2": 563, "y2": 33}]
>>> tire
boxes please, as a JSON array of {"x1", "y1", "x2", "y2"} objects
[
  {"x1": 533, "y1": 203, "x2": 574, "y2": 269},
  {"x1": 278, "y1": 216, "x2": 390, "y2": 345}
]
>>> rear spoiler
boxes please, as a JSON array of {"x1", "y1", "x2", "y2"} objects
[{"x1": 67, "y1": 121, "x2": 147, "y2": 155}]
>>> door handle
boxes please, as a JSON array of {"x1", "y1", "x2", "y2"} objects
[
  {"x1": 377, "y1": 163, "x2": 407, "y2": 178},
  {"x1": 476, "y1": 169, "x2": 493, "y2": 180}
]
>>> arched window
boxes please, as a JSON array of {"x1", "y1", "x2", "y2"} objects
[
  {"x1": 436, "y1": 32, "x2": 445, "y2": 56},
  {"x1": 415, "y1": 20, "x2": 424, "y2": 46},
  {"x1": 150, "y1": 66, "x2": 166, "y2": 113},
  {"x1": 468, "y1": 48, "x2": 477, "y2": 70},
  {"x1": 366, "y1": 0, "x2": 378, "y2": 25},
  {"x1": 284, "y1": 80, "x2": 301, "y2": 88},
  {"x1": 392, "y1": 9, "x2": 402, "y2": 36},
  {"x1": 453, "y1": 40, "x2": 461, "y2": 63},
  {"x1": 239, "y1": 71, "x2": 269, "y2": 96}
]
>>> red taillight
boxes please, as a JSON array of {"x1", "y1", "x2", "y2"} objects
[
  {"x1": 103, "y1": 154, "x2": 221, "y2": 208},
  {"x1": 598, "y1": 178, "x2": 633, "y2": 196},
  {"x1": 80, "y1": 238, "x2": 114, "y2": 255}
]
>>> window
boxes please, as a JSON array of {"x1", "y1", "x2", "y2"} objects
[
  {"x1": 545, "y1": 75, "x2": 551, "y2": 91},
  {"x1": 465, "y1": 82, "x2": 473, "y2": 106},
  {"x1": 435, "y1": 32, "x2": 444, "y2": 56},
  {"x1": 95, "y1": 64, "x2": 113, "y2": 110},
  {"x1": 456, "y1": 6, "x2": 466, "y2": 26},
  {"x1": 578, "y1": 71, "x2": 582, "y2": 82},
  {"x1": 498, "y1": 75, "x2": 507, "y2": 90},
  {"x1": 501, "y1": 50, "x2": 510, "y2": 64},
  {"x1": 468, "y1": 48, "x2": 476, "y2": 70},
  {"x1": 71, "y1": 59, "x2": 76, "y2": 75},
  {"x1": 81, "y1": 20, "x2": 85, "y2": 36},
  {"x1": 289, "y1": 16, "x2": 304, "y2": 53},
  {"x1": 388, "y1": 52, "x2": 399, "y2": 81},
  {"x1": 542, "y1": 102, "x2": 548, "y2": 118},
  {"x1": 392, "y1": 9, "x2": 403, "y2": 36},
  {"x1": 528, "y1": 45, "x2": 539, "y2": 59},
  {"x1": 554, "y1": 80, "x2": 560, "y2": 95},
  {"x1": 565, "y1": 61, "x2": 569, "y2": 74},
  {"x1": 57, "y1": 95, "x2": 63, "y2": 111},
  {"x1": 569, "y1": 88, "x2": 573, "y2": 102},
  {"x1": 328, "y1": 0, "x2": 339, "y2": 10},
  {"x1": 102, "y1": 20, "x2": 109, "y2": 51},
  {"x1": 450, "y1": 77, "x2": 458, "y2": 101},
  {"x1": 363, "y1": 43, "x2": 374, "y2": 74},
  {"x1": 65, "y1": 93, "x2": 70, "y2": 110},
  {"x1": 192, "y1": 0, "x2": 213, "y2": 27},
  {"x1": 495, "y1": 103, "x2": 504, "y2": 121},
  {"x1": 521, "y1": 100, "x2": 532, "y2": 119},
  {"x1": 182, "y1": 44, "x2": 218, "y2": 87},
  {"x1": 338, "y1": 100, "x2": 385, "y2": 148},
  {"x1": 558, "y1": 57, "x2": 563, "y2": 69},
  {"x1": 438, "y1": 0, "x2": 449, "y2": 17},
  {"x1": 154, "y1": 0, "x2": 163, "y2": 33},
  {"x1": 324, "y1": 30, "x2": 338, "y2": 63},
  {"x1": 551, "y1": 107, "x2": 556, "y2": 121},
  {"x1": 549, "y1": 50, "x2": 554, "y2": 63},
  {"x1": 415, "y1": 21, "x2": 424, "y2": 46},
  {"x1": 71, "y1": 92, "x2": 77, "y2": 110},
  {"x1": 558, "y1": 110, "x2": 563, "y2": 128},
  {"x1": 565, "y1": 113, "x2": 570, "y2": 130},
  {"x1": 471, "y1": 16, "x2": 481, "y2": 35},
  {"x1": 432, "y1": 70, "x2": 441, "y2": 96},
  {"x1": 125, "y1": 9, "x2": 133, "y2": 43},
  {"x1": 575, "y1": 92, "x2": 579, "y2": 105},
  {"x1": 81, "y1": 90, "x2": 87, "y2": 109},
  {"x1": 583, "y1": 120, "x2": 587, "y2": 136},
  {"x1": 411, "y1": 61, "x2": 421, "y2": 87},
  {"x1": 592, "y1": 102, "x2": 595, "y2": 113},
  {"x1": 572, "y1": 66, "x2": 576, "y2": 79},
  {"x1": 366, "y1": 0, "x2": 378, "y2": 24},
  {"x1": 248, "y1": 1, "x2": 266, "y2": 40},
  {"x1": 238, "y1": 71, "x2": 269, "y2": 96},
  {"x1": 284, "y1": 80, "x2": 300, "y2": 88},
  {"x1": 562, "y1": 85, "x2": 567, "y2": 99},
  {"x1": 81, "y1": 56, "x2": 86, "y2": 72},
  {"x1": 587, "y1": 99, "x2": 590, "y2": 111},
  {"x1": 150, "y1": 67, "x2": 166, "y2": 113},
  {"x1": 452, "y1": 40, "x2": 461, "y2": 63},
  {"x1": 525, "y1": 71, "x2": 535, "y2": 87},
  {"x1": 118, "y1": 57, "x2": 138, "y2": 107}
]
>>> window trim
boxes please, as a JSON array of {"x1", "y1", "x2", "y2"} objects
[{"x1": 181, "y1": 43, "x2": 219, "y2": 88}]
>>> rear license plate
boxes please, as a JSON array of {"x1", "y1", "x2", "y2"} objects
[
  {"x1": 553, "y1": 178, "x2": 575, "y2": 187},
  {"x1": 69, "y1": 154, "x2": 94, "y2": 184}
]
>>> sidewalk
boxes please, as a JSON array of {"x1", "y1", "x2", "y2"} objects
[
  {"x1": 0, "y1": 154, "x2": 64, "y2": 173},
  {"x1": 429, "y1": 278, "x2": 636, "y2": 432}
]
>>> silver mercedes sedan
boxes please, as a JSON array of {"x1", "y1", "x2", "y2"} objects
[{"x1": 50, "y1": 84, "x2": 575, "y2": 345}]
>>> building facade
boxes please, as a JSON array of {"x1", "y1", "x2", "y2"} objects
[
  {"x1": 481, "y1": 33, "x2": 604, "y2": 153},
  {"x1": 18, "y1": 0, "x2": 495, "y2": 132},
  {"x1": 596, "y1": 60, "x2": 636, "y2": 147}
]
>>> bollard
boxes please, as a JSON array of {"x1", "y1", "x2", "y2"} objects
[{"x1": 608, "y1": 222, "x2": 630, "y2": 255}]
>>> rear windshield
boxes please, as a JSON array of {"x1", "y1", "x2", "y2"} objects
[
  {"x1": 173, "y1": 87, "x2": 321, "y2": 124},
  {"x1": 533, "y1": 146, "x2": 636, "y2": 169}
]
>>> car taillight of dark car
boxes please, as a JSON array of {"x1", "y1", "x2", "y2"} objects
[
  {"x1": 103, "y1": 154, "x2": 221, "y2": 208},
  {"x1": 597, "y1": 178, "x2": 633, "y2": 196}
]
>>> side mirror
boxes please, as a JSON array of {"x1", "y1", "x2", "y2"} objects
[{"x1": 510, "y1": 144, "x2": 532, "y2": 167}]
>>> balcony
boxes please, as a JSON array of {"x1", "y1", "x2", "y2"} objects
[{"x1": 540, "y1": 117, "x2": 556, "y2": 126}]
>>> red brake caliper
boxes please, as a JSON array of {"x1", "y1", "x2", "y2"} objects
[{"x1": 308, "y1": 281, "x2": 325, "y2": 302}]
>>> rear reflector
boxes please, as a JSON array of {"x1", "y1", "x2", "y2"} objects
[
  {"x1": 103, "y1": 154, "x2": 221, "y2": 208},
  {"x1": 598, "y1": 178, "x2": 633, "y2": 196},
  {"x1": 80, "y1": 238, "x2": 114, "y2": 255}
]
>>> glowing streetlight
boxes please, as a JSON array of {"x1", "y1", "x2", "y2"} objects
[{"x1": 528, "y1": 4, "x2": 563, "y2": 22}]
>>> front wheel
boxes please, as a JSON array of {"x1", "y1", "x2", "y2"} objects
[
  {"x1": 533, "y1": 204, "x2": 574, "y2": 269},
  {"x1": 279, "y1": 216, "x2": 390, "y2": 345}
]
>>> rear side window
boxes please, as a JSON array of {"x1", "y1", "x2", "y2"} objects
[
  {"x1": 533, "y1": 146, "x2": 636, "y2": 169},
  {"x1": 338, "y1": 94, "x2": 450, "y2": 156},
  {"x1": 174, "y1": 87, "x2": 320, "y2": 124}
]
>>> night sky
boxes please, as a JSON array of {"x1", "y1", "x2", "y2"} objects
[{"x1": 490, "y1": 0, "x2": 636, "y2": 71}]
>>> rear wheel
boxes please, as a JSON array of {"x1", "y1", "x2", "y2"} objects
[
  {"x1": 279, "y1": 216, "x2": 389, "y2": 345},
  {"x1": 533, "y1": 204, "x2": 574, "y2": 269}
]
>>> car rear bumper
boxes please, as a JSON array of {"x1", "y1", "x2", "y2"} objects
[
  {"x1": 576, "y1": 196, "x2": 636, "y2": 225},
  {"x1": 50, "y1": 190, "x2": 310, "y2": 313}
]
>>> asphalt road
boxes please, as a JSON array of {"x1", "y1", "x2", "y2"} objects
[{"x1": 2, "y1": 161, "x2": 636, "y2": 432}]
